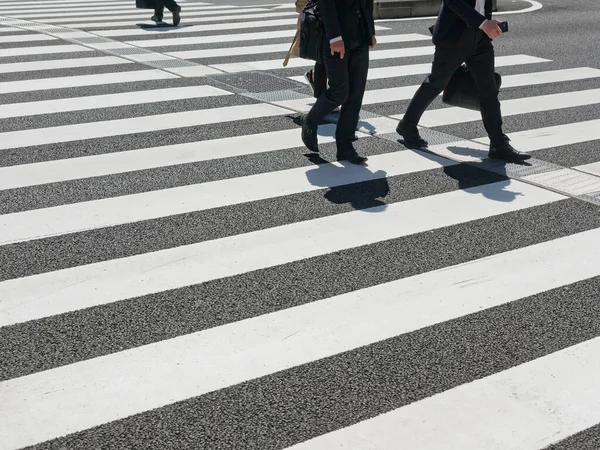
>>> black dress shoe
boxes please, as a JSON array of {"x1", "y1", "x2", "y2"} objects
[
  {"x1": 172, "y1": 6, "x2": 181, "y2": 26},
  {"x1": 489, "y1": 140, "x2": 531, "y2": 162},
  {"x1": 396, "y1": 119, "x2": 428, "y2": 148},
  {"x1": 337, "y1": 144, "x2": 367, "y2": 165},
  {"x1": 301, "y1": 116, "x2": 319, "y2": 152},
  {"x1": 151, "y1": 14, "x2": 163, "y2": 22}
]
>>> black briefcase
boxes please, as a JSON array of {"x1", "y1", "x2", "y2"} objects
[
  {"x1": 136, "y1": 0, "x2": 156, "y2": 9},
  {"x1": 299, "y1": 0, "x2": 325, "y2": 64},
  {"x1": 442, "y1": 65, "x2": 502, "y2": 111}
]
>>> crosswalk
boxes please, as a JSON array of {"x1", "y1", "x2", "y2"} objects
[{"x1": 1, "y1": 0, "x2": 600, "y2": 449}]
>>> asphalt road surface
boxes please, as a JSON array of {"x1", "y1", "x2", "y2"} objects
[{"x1": 1, "y1": 0, "x2": 600, "y2": 448}]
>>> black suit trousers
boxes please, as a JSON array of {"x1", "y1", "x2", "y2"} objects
[
  {"x1": 403, "y1": 29, "x2": 504, "y2": 145},
  {"x1": 155, "y1": 0, "x2": 179, "y2": 15},
  {"x1": 306, "y1": 43, "x2": 370, "y2": 147}
]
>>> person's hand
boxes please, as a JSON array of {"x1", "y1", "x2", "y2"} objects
[
  {"x1": 369, "y1": 35, "x2": 377, "y2": 49},
  {"x1": 330, "y1": 40, "x2": 345, "y2": 59},
  {"x1": 481, "y1": 20, "x2": 503, "y2": 39}
]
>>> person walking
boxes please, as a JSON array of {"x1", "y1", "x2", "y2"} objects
[
  {"x1": 284, "y1": 0, "x2": 328, "y2": 99},
  {"x1": 151, "y1": 0, "x2": 181, "y2": 26},
  {"x1": 395, "y1": 0, "x2": 531, "y2": 162},
  {"x1": 301, "y1": 0, "x2": 376, "y2": 165}
]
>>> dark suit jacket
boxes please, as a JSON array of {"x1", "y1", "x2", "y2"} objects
[
  {"x1": 431, "y1": 0, "x2": 493, "y2": 46},
  {"x1": 318, "y1": 0, "x2": 375, "y2": 48}
]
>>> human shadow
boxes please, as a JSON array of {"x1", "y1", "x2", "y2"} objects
[
  {"x1": 441, "y1": 143, "x2": 534, "y2": 203},
  {"x1": 304, "y1": 153, "x2": 390, "y2": 212},
  {"x1": 136, "y1": 23, "x2": 192, "y2": 31}
]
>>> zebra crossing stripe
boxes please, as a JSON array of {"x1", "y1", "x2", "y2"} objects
[
  {"x1": 0, "y1": 127, "x2": 344, "y2": 190},
  {"x1": 9, "y1": 5, "x2": 247, "y2": 18},
  {"x1": 0, "y1": 180, "x2": 564, "y2": 327},
  {"x1": 409, "y1": 88, "x2": 600, "y2": 127},
  {"x1": 129, "y1": 29, "x2": 299, "y2": 48},
  {"x1": 211, "y1": 46, "x2": 436, "y2": 73},
  {"x1": 474, "y1": 119, "x2": 600, "y2": 152},
  {"x1": 94, "y1": 20, "x2": 390, "y2": 38},
  {"x1": 286, "y1": 335, "x2": 600, "y2": 450},
  {"x1": 0, "y1": 43, "x2": 92, "y2": 58},
  {"x1": 1, "y1": 225, "x2": 598, "y2": 450},
  {"x1": 166, "y1": 34, "x2": 432, "y2": 60},
  {"x1": 0, "y1": 55, "x2": 130, "y2": 74},
  {"x1": 0, "y1": 69, "x2": 177, "y2": 94},
  {"x1": 0, "y1": 149, "x2": 453, "y2": 242},
  {"x1": 0, "y1": 103, "x2": 289, "y2": 151},
  {"x1": 0, "y1": 85, "x2": 232, "y2": 119},
  {"x1": 34, "y1": 7, "x2": 272, "y2": 23},
  {"x1": 62, "y1": 11, "x2": 298, "y2": 29},
  {"x1": 290, "y1": 55, "x2": 552, "y2": 83},
  {"x1": 0, "y1": 33, "x2": 57, "y2": 43},
  {"x1": 575, "y1": 161, "x2": 600, "y2": 177}
]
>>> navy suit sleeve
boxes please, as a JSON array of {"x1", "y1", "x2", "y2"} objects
[
  {"x1": 445, "y1": 0, "x2": 487, "y2": 28},
  {"x1": 318, "y1": 0, "x2": 342, "y2": 41}
]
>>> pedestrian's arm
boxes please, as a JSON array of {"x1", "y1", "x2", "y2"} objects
[
  {"x1": 444, "y1": 0, "x2": 487, "y2": 29},
  {"x1": 318, "y1": 0, "x2": 343, "y2": 44}
]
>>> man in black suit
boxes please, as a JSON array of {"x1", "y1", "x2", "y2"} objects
[
  {"x1": 396, "y1": 0, "x2": 531, "y2": 162},
  {"x1": 301, "y1": 0, "x2": 376, "y2": 165}
]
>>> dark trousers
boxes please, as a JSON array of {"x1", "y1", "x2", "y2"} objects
[
  {"x1": 155, "y1": 0, "x2": 179, "y2": 16},
  {"x1": 307, "y1": 43, "x2": 369, "y2": 146},
  {"x1": 403, "y1": 29, "x2": 504, "y2": 145},
  {"x1": 313, "y1": 62, "x2": 328, "y2": 98}
]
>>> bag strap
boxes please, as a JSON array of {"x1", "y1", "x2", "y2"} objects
[{"x1": 283, "y1": 30, "x2": 300, "y2": 67}]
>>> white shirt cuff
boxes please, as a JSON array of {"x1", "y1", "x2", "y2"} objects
[
  {"x1": 330, "y1": 36, "x2": 342, "y2": 44},
  {"x1": 479, "y1": 19, "x2": 488, "y2": 29}
]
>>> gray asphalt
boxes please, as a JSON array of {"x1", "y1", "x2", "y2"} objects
[{"x1": 1, "y1": 0, "x2": 600, "y2": 448}]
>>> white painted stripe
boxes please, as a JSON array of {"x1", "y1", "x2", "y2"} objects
[
  {"x1": 365, "y1": 67, "x2": 600, "y2": 106},
  {"x1": 0, "y1": 69, "x2": 176, "y2": 94},
  {"x1": 0, "y1": 149, "x2": 454, "y2": 243},
  {"x1": 0, "y1": 0, "x2": 168, "y2": 5},
  {"x1": 167, "y1": 34, "x2": 431, "y2": 60},
  {"x1": 575, "y1": 162, "x2": 600, "y2": 178},
  {"x1": 288, "y1": 336, "x2": 600, "y2": 450},
  {"x1": 10, "y1": 5, "x2": 244, "y2": 17},
  {"x1": 413, "y1": 119, "x2": 600, "y2": 167},
  {"x1": 129, "y1": 29, "x2": 298, "y2": 48},
  {"x1": 288, "y1": 54, "x2": 551, "y2": 83},
  {"x1": 0, "y1": 43, "x2": 91, "y2": 58},
  {"x1": 0, "y1": 0, "x2": 203, "y2": 5},
  {"x1": 0, "y1": 85, "x2": 231, "y2": 119},
  {"x1": 0, "y1": 103, "x2": 290, "y2": 151},
  {"x1": 63, "y1": 11, "x2": 297, "y2": 29},
  {"x1": 0, "y1": 180, "x2": 562, "y2": 327},
  {"x1": 0, "y1": 126, "x2": 345, "y2": 189},
  {"x1": 500, "y1": 67, "x2": 600, "y2": 88},
  {"x1": 370, "y1": 33, "x2": 431, "y2": 44},
  {"x1": 121, "y1": 25, "x2": 391, "y2": 53},
  {"x1": 474, "y1": 119, "x2": 600, "y2": 152},
  {"x1": 211, "y1": 46, "x2": 435, "y2": 73},
  {"x1": 7, "y1": 218, "x2": 600, "y2": 450},
  {"x1": 166, "y1": 65, "x2": 224, "y2": 77},
  {"x1": 414, "y1": 88, "x2": 600, "y2": 127},
  {"x1": 95, "y1": 20, "x2": 389, "y2": 38},
  {"x1": 0, "y1": 33, "x2": 56, "y2": 43},
  {"x1": 33, "y1": 7, "x2": 270, "y2": 22},
  {"x1": 168, "y1": 43, "x2": 295, "y2": 59},
  {"x1": 0, "y1": 55, "x2": 129, "y2": 74}
]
